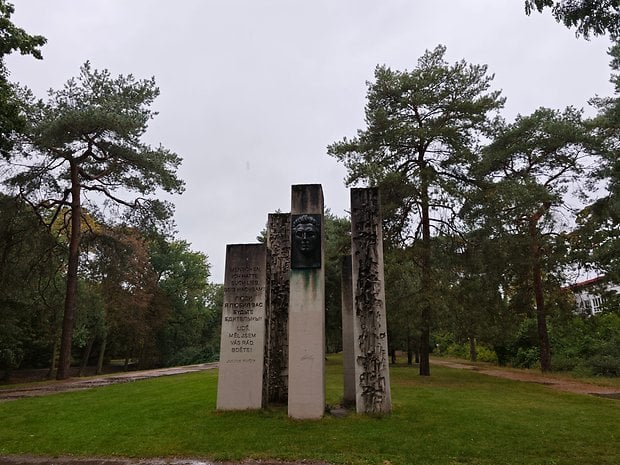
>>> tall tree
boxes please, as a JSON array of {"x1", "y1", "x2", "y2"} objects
[
  {"x1": 469, "y1": 107, "x2": 595, "y2": 371},
  {"x1": 524, "y1": 0, "x2": 620, "y2": 39},
  {"x1": 328, "y1": 45, "x2": 504, "y2": 375},
  {"x1": 2, "y1": 63, "x2": 184, "y2": 379},
  {"x1": 0, "y1": 0, "x2": 46, "y2": 158},
  {"x1": 0, "y1": 194, "x2": 63, "y2": 379},
  {"x1": 150, "y1": 238, "x2": 216, "y2": 366},
  {"x1": 323, "y1": 210, "x2": 351, "y2": 353},
  {"x1": 575, "y1": 42, "x2": 620, "y2": 283},
  {"x1": 84, "y1": 226, "x2": 163, "y2": 370}
]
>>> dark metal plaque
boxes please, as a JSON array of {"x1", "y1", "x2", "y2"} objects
[{"x1": 290, "y1": 214, "x2": 321, "y2": 269}]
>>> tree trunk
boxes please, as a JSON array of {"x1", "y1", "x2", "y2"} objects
[
  {"x1": 78, "y1": 336, "x2": 95, "y2": 377},
  {"x1": 47, "y1": 336, "x2": 59, "y2": 379},
  {"x1": 407, "y1": 334, "x2": 413, "y2": 366},
  {"x1": 390, "y1": 346, "x2": 396, "y2": 365},
  {"x1": 529, "y1": 217, "x2": 552, "y2": 372},
  {"x1": 96, "y1": 332, "x2": 107, "y2": 375},
  {"x1": 57, "y1": 161, "x2": 82, "y2": 380},
  {"x1": 469, "y1": 337, "x2": 477, "y2": 362},
  {"x1": 419, "y1": 161, "x2": 432, "y2": 376}
]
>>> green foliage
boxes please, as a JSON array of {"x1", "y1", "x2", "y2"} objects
[
  {"x1": 0, "y1": 195, "x2": 63, "y2": 377},
  {"x1": 1, "y1": 360, "x2": 620, "y2": 464},
  {"x1": 324, "y1": 210, "x2": 351, "y2": 353},
  {"x1": 440, "y1": 340, "x2": 499, "y2": 363},
  {"x1": 524, "y1": 0, "x2": 620, "y2": 39},
  {"x1": 150, "y1": 237, "x2": 220, "y2": 366},
  {"x1": 384, "y1": 246, "x2": 421, "y2": 362},
  {"x1": 551, "y1": 312, "x2": 620, "y2": 376},
  {"x1": 328, "y1": 45, "x2": 504, "y2": 242},
  {"x1": 329, "y1": 45, "x2": 505, "y2": 374},
  {"x1": 6, "y1": 61, "x2": 185, "y2": 209},
  {"x1": 0, "y1": 0, "x2": 46, "y2": 159},
  {"x1": 465, "y1": 106, "x2": 596, "y2": 371},
  {"x1": 574, "y1": 44, "x2": 620, "y2": 283},
  {"x1": 0, "y1": 62, "x2": 185, "y2": 378}
]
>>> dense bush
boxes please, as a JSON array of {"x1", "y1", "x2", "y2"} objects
[{"x1": 551, "y1": 312, "x2": 620, "y2": 376}]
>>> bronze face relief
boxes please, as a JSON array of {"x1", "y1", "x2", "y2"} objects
[{"x1": 291, "y1": 214, "x2": 321, "y2": 269}]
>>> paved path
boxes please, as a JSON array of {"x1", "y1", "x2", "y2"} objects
[{"x1": 0, "y1": 363, "x2": 218, "y2": 402}]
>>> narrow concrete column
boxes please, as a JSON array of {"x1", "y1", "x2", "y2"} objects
[
  {"x1": 265, "y1": 212, "x2": 291, "y2": 404},
  {"x1": 217, "y1": 243, "x2": 267, "y2": 410},
  {"x1": 350, "y1": 188, "x2": 392, "y2": 414},
  {"x1": 288, "y1": 184, "x2": 325, "y2": 419},
  {"x1": 341, "y1": 255, "x2": 356, "y2": 407}
]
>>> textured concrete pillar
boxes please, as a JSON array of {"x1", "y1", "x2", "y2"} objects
[
  {"x1": 350, "y1": 188, "x2": 392, "y2": 414},
  {"x1": 217, "y1": 243, "x2": 267, "y2": 410},
  {"x1": 264, "y1": 212, "x2": 291, "y2": 404},
  {"x1": 341, "y1": 255, "x2": 356, "y2": 407},
  {"x1": 288, "y1": 184, "x2": 325, "y2": 419}
]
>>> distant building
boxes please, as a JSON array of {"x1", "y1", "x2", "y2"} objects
[{"x1": 568, "y1": 276, "x2": 620, "y2": 315}]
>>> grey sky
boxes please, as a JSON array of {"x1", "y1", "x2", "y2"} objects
[{"x1": 6, "y1": 1, "x2": 613, "y2": 282}]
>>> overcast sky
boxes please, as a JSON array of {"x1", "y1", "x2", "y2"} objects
[{"x1": 6, "y1": 1, "x2": 613, "y2": 282}]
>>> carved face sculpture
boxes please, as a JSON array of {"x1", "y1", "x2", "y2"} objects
[
  {"x1": 291, "y1": 214, "x2": 321, "y2": 269},
  {"x1": 293, "y1": 218, "x2": 319, "y2": 255}
]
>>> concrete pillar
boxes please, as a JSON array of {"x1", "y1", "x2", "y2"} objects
[
  {"x1": 287, "y1": 184, "x2": 325, "y2": 419},
  {"x1": 341, "y1": 255, "x2": 356, "y2": 407},
  {"x1": 264, "y1": 212, "x2": 291, "y2": 404},
  {"x1": 217, "y1": 243, "x2": 267, "y2": 410},
  {"x1": 350, "y1": 187, "x2": 392, "y2": 414}
]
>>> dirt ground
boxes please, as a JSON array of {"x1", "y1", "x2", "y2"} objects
[
  {"x1": 1, "y1": 359, "x2": 619, "y2": 465},
  {"x1": 431, "y1": 358, "x2": 620, "y2": 398}
]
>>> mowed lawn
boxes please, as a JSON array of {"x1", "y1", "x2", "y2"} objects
[{"x1": 0, "y1": 356, "x2": 618, "y2": 465}]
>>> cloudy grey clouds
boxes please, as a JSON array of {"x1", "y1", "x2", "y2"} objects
[{"x1": 6, "y1": 1, "x2": 613, "y2": 282}]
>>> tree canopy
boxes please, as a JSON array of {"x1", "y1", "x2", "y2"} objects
[
  {"x1": 329, "y1": 45, "x2": 505, "y2": 375},
  {"x1": 0, "y1": 0, "x2": 46, "y2": 159},
  {"x1": 525, "y1": 0, "x2": 620, "y2": 39},
  {"x1": 1, "y1": 62, "x2": 184, "y2": 379}
]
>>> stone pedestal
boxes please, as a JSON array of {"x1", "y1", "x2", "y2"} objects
[
  {"x1": 341, "y1": 255, "x2": 356, "y2": 407},
  {"x1": 350, "y1": 188, "x2": 392, "y2": 414},
  {"x1": 217, "y1": 243, "x2": 267, "y2": 410},
  {"x1": 288, "y1": 184, "x2": 325, "y2": 419},
  {"x1": 265, "y1": 213, "x2": 291, "y2": 404}
]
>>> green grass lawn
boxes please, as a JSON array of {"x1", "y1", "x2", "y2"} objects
[{"x1": 1, "y1": 356, "x2": 619, "y2": 465}]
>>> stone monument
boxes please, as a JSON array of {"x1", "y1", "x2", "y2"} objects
[
  {"x1": 350, "y1": 187, "x2": 392, "y2": 414},
  {"x1": 217, "y1": 243, "x2": 268, "y2": 410},
  {"x1": 288, "y1": 184, "x2": 325, "y2": 419},
  {"x1": 341, "y1": 255, "x2": 356, "y2": 407},
  {"x1": 264, "y1": 212, "x2": 291, "y2": 404}
]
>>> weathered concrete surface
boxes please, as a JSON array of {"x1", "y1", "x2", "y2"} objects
[
  {"x1": 350, "y1": 188, "x2": 391, "y2": 414},
  {"x1": 340, "y1": 255, "x2": 355, "y2": 407},
  {"x1": 288, "y1": 185, "x2": 325, "y2": 419},
  {"x1": 264, "y1": 213, "x2": 291, "y2": 404},
  {"x1": 217, "y1": 244, "x2": 267, "y2": 410}
]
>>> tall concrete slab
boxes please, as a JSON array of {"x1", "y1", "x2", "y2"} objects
[
  {"x1": 217, "y1": 243, "x2": 267, "y2": 410},
  {"x1": 350, "y1": 188, "x2": 392, "y2": 414},
  {"x1": 264, "y1": 212, "x2": 291, "y2": 404},
  {"x1": 341, "y1": 255, "x2": 356, "y2": 407},
  {"x1": 288, "y1": 184, "x2": 325, "y2": 419}
]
